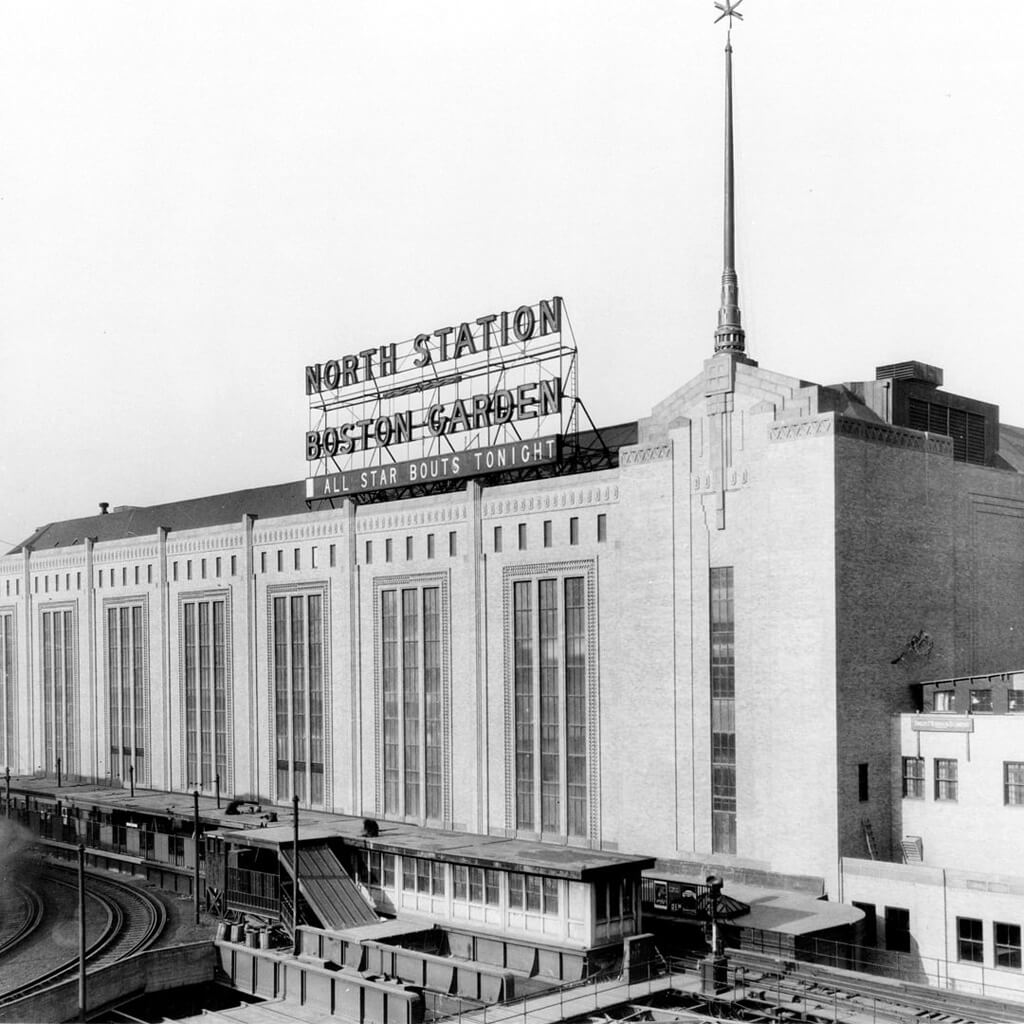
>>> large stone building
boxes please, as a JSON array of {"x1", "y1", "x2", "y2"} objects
[{"x1": 2, "y1": 347, "x2": 1023, "y2": 907}]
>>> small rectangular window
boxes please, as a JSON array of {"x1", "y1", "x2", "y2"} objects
[
  {"x1": 902, "y1": 757, "x2": 924, "y2": 799},
  {"x1": 201, "y1": 558, "x2": 207, "y2": 580},
  {"x1": 311, "y1": 547, "x2": 318, "y2": 569},
  {"x1": 493, "y1": 526, "x2": 502, "y2": 553},
  {"x1": 569, "y1": 517, "x2": 579, "y2": 545},
  {"x1": 1005, "y1": 762, "x2": 1024, "y2": 805},
  {"x1": 215, "y1": 557, "x2": 221, "y2": 577},
  {"x1": 543, "y1": 520, "x2": 552, "y2": 547},
  {"x1": 293, "y1": 548, "x2": 301, "y2": 570},
  {"x1": 385, "y1": 538, "x2": 393, "y2": 563},
  {"x1": 111, "y1": 568, "x2": 116, "y2": 586},
  {"x1": 406, "y1": 536, "x2": 413, "y2": 561},
  {"x1": 43, "y1": 576, "x2": 47, "y2": 593},
  {"x1": 366, "y1": 541, "x2": 373, "y2": 565},
  {"x1": 146, "y1": 565, "x2": 152, "y2": 584},
  {"x1": 858, "y1": 763, "x2": 869, "y2": 802},
  {"x1": 509, "y1": 872, "x2": 525, "y2": 909},
  {"x1": 134, "y1": 566, "x2": 139, "y2": 585},
  {"x1": 885, "y1": 906, "x2": 911, "y2": 952},
  {"x1": 958, "y1": 917, "x2": 984, "y2": 963},
  {"x1": 187, "y1": 560, "x2": 193, "y2": 581},
  {"x1": 230, "y1": 555, "x2": 237, "y2": 576},
  {"x1": 935, "y1": 758, "x2": 958, "y2": 801},
  {"x1": 933, "y1": 690, "x2": 954, "y2": 712},
  {"x1": 449, "y1": 531, "x2": 457, "y2": 556},
  {"x1": 77, "y1": 572, "x2": 82, "y2": 589},
  {"x1": 329, "y1": 544, "x2": 336, "y2": 568},
  {"x1": 995, "y1": 922, "x2": 1022, "y2": 970},
  {"x1": 121, "y1": 567, "x2": 126, "y2": 586},
  {"x1": 173, "y1": 561, "x2": 179, "y2": 582},
  {"x1": 276, "y1": 550, "x2": 283, "y2": 572},
  {"x1": 597, "y1": 513, "x2": 607, "y2": 543},
  {"x1": 970, "y1": 688, "x2": 993, "y2": 713},
  {"x1": 427, "y1": 534, "x2": 435, "y2": 559},
  {"x1": 260, "y1": 552, "x2": 267, "y2": 574},
  {"x1": 518, "y1": 523, "x2": 527, "y2": 550},
  {"x1": 1009, "y1": 689, "x2": 1024, "y2": 712}
]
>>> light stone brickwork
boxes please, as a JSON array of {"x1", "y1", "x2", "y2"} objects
[{"x1": 6, "y1": 353, "x2": 1024, "y2": 907}]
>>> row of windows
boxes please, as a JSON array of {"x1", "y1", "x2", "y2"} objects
[
  {"x1": 7, "y1": 514, "x2": 613, "y2": 598},
  {"x1": 494, "y1": 514, "x2": 607, "y2": 553},
  {"x1": 353, "y1": 852, "x2": 567, "y2": 917},
  {"x1": 958, "y1": 918, "x2": 1022, "y2": 969},
  {"x1": 932, "y1": 688, "x2": 1024, "y2": 713},
  {"x1": 902, "y1": 757, "x2": 1024, "y2": 805}
]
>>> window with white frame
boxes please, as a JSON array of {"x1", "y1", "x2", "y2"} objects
[
  {"x1": 1004, "y1": 762, "x2": 1024, "y2": 806},
  {"x1": 271, "y1": 588, "x2": 326, "y2": 806},
  {"x1": 401, "y1": 856, "x2": 446, "y2": 896},
  {"x1": 508, "y1": 872, "x2": 559, "y2": 915},
  {"x1": 958, "y1": 917, "x2": 984, "y2": 963},
  {"x1": 182, "y1": 595, "x2": 229, "y2": 791},
  {"x1": 41, "y1": 606, "x2": 78, "y2": 774},
  {"x1": 934, "y1": 758, "x2": 958, "y2": 801},
  {"x1": 453, "y1": 865, "x2": 501, "y2": 906},
  {"x1": 379, "y1": 577, "x2": 447, "y2": 821},
  {"x1": 511, "y1": 574, "x2": 588, "y2": 837},
  {"x1": 902, "y1": 756, "x2": 924, "y2": 798},
  {"x1": 107, "y1": 601, "x2": 149, "y2": 785},
  {"x1": 0, "y1": 611, "x2": 14, "y2": 768},
  {"x1": 995, "y1": 922, "x2": 1022, "y2": 970}
]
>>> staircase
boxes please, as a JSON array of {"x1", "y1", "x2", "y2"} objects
[{"x1": 279, "y1": 842, "x2": 379, "y2": 932}]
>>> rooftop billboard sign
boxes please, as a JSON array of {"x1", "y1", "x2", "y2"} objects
[{"x1": 305, "y1": 296, "x2": 576, "y2": 499}]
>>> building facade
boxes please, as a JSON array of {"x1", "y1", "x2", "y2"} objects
[{"x1": 5, "y1": 352, "x2": 1024, "y2": 904}]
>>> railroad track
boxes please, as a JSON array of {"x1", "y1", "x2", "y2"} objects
[
  {"x1": 0, "y1": 883, "x2": 44, "y2": 958},
  {"x1": 0, "y1": 862, "x2": 166, "y2": 1008}
]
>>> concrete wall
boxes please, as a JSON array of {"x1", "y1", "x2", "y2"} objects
[
  {"x1": 842, "y1": 857, "x2": 1024, "y2": 1001},
  {"x1": 0, "y1": 941, "x2": 215, "y2": 1024},
  {"x1": 896, "y1": 714, "x2": 1024, "y2": 877}
]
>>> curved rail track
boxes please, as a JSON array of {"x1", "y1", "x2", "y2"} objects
[
  {"x1": 0, "y1": 860, "x2": 167, "y2": 1008},
  {"x1": 0, "y1": 883, "x2": 44, "y2": 958}
]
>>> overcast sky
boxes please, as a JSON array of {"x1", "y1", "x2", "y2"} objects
[{"x1": 2, "y1": 1, "x2": 1022, "y2": 547}]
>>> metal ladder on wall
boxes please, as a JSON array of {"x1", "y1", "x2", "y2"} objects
[{"x1": 862, "y1": 819, "x2": 877, "y2": 860}]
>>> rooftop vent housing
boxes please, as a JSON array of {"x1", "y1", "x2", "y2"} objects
[{"x1": 876, "y1": 361, "x2": 944, "y2": 387}]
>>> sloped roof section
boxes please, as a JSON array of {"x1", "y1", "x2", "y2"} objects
[
  {"x1": 8, "y1": 481, "x2": 307, "y2": 556},
  {"x1": 8, "y1": 422, "x2": 639, "y2": 557}
]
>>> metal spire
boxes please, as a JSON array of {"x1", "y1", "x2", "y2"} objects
[{"x1": 713, "y1": 1, "x2": 746, "y2": 355}]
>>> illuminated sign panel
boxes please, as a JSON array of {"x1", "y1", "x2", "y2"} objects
[{"x1": 305, "y1": 296, "x2": 576, "y2": 499}]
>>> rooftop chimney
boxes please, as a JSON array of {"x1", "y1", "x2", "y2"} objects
[{"x1": 99, "y1": 502, "x2": 110, "y2": 515}]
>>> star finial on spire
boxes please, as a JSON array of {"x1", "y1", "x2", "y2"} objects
[{"x1": 713, "y1": 0, "x2": 744, "y2": 26}]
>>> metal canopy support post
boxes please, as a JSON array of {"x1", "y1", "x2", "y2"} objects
[
  {"x1": 292, "y1": 795, "x2": 300, "y2": 954},
  {"x1": 193, "y1": 790, "x2": 201, "y2": 925}
]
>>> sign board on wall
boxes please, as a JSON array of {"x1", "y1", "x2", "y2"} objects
[{"x1": 305, "y1": 296, "x2": 576, "y2": 499}]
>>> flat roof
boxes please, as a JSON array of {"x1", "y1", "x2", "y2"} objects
[
  {"x1": 7, "y1": 775, "x2": 652, "y2": 881},
  {"x1": 217, "y1": 818, "x2": 654, "y2": 882}
]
